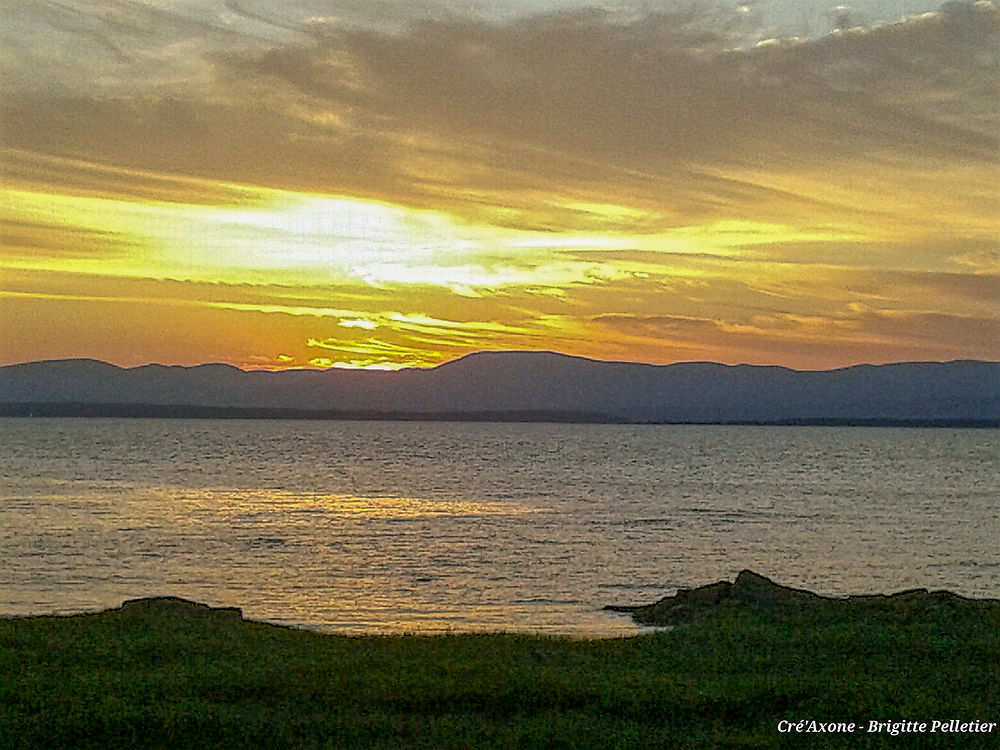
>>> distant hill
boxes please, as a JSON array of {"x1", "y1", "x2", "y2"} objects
[{"x1": 1, "y1": 352, "x2": 999, "y2": 424}]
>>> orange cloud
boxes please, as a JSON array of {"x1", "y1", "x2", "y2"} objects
[{"x1": 2, "y1": 3, "x2": 997, "y2": 369}]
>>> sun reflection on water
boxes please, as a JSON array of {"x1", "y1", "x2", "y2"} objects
[{"x1": 170, "y1": 488, "x2": 541, "y2": 519}]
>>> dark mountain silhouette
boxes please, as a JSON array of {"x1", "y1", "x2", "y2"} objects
[{"x1": 1, "y1": 351, "x2": 998, "y2": 424}]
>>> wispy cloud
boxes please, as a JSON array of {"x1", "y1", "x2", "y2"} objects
[
  {"x1": 1, "y1": 1, "x2": 997, "y2": 368},
  {"x1": 6, "y1": 3, "x2": 995, "y2": 225}
]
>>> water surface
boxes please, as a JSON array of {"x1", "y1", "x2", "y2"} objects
[{"x1": 2, "y1": 419, "x2": 997, "y2": 635}]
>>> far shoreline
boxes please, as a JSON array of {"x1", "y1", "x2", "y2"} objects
[{"x1": 2, "y1": 403, "x2": 999, "y2": 428}]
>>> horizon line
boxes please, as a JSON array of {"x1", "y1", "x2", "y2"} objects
[{"x1": 2, "y1": 350, "x2": 998, "y2": 375}]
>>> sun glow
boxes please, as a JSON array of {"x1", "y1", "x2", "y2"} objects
[
  {"x1": 2, "y1": 182, "x2": 863, "y2": 287},
  {"x1": 1, "y1": 176, "x2": 933, "y2": 370}
]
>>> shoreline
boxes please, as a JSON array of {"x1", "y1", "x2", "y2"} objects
[
  {"x1": 5, "y1": 569, "x2": 999, "y2": 636},
  {"x1": 4, "y1": 573, "x2": 997, "y2": 748},
  {"x1": 3, "y1": 403, "x2": 1000, "y2": 428}
]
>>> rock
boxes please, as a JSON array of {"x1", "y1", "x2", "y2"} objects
[
  {"x1": 728, "y1": 570, "x2": 820, "y2": 606},
  {"x1": 604, "y1": 570, "x2": 990, "y2": 627},
  {"x1": 119, "y1": 596, "x2": 243, "y2": 622},
  {"x1": 623, "y1": 569, "x2": 818, "y2": 625}
]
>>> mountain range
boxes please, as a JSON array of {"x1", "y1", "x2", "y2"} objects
[{"x1": 1, "y1": 352, "x2": 999, "y2": 424}]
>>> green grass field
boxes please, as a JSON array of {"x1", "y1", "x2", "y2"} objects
[{"x1": 2, "y1": 576, "x2": 997, "y2": 749}]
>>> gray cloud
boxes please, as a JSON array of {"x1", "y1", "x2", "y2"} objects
[{"x1": 2, "y1": 2, "x2": 996, "y2": 231}]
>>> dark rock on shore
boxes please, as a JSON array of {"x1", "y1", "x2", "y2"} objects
[
  {"x1": 119, "y1": 596, "x2": 243, "y2": 622},
  {"x1": 606, "y1": 570, "x2": 996, "y2": 626}
]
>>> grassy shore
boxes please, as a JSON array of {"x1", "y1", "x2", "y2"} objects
[{"x1": 2, "y1": 573, "x2": 997, "y2": 749}]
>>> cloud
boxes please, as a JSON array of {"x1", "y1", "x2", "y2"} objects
[
  {"x1": 0, "y1": 216, "x2": 133, "y2": 260},
  {"x1": 3, "y1": 3, "x2": 996, "y2": 231},
  {"x1": 0, "y1": 149, "x2": 253, "y2": 205},
  {"x1": 299, "y1": 308, "x2": 551, "y2": 368},
  {"x1": 951, "y1": 247, "x2": 1000, "y2": 273},
  {"x1": 591, "y1": 299, "x2": 1000, "y2": 367},
  {"x1": 2, "y1": 2, "x2": 997, "y2": 369}
]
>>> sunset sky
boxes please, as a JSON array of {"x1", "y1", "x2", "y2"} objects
[{"x1": 1, "y1": 0, "x2": 997, "y2": 370}]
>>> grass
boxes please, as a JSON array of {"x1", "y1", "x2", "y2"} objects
[{"x1": 1, "y1": 582, "x2": 997, "y2": 749}]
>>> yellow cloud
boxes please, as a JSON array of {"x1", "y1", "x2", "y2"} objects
[{"x1": 2, "y1": 5, "x2": 998, "y2": 370}]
